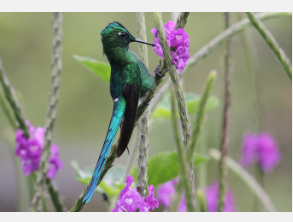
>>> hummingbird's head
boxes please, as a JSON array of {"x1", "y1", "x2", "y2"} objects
[{"x1": 101, "y1": 22, "x2": 154, "y2": 49}]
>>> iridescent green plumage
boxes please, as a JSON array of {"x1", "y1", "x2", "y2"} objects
[{"x1": 83, "y1": 22, "x2": 155, "y2": 203}]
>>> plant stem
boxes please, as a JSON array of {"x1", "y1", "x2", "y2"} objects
[
  {"x1": 170, "y1": 90, "x2": 195, "y2": 212},
  {"x1": 246, "y1": 12, "x2": 292, "y2": 80},
  {"x1": 0, "y1": 88, "x2": 17, "y2": 130},
  {"x1": 122, "y1": 127, "x2": 139, "y2": 183},
  {"x1": 33, "y1": 12, "x2": 63, "y2": 212},
  {"x1": 209, "y1": 148, "x2": 276, "y2": 212},
  {"x1": 0, "y1": 59, "x2": 29, "y2": 137},
  {"x1": 218, "y1": 12, "x2": 232, "y2": 212},
  {"x1": 187, "y1": 70, "x2": 217, "y2": 160},
  {"x1": 198, "y1": 116, "x2": 208, "y2": 188},
  {"x1": 46, "y1": 178, "x2": 66, "y2": 212},
  {"x1": 136, "y1": 12, "x2": 149, "y2": 198},
  {"x1": 153, "y1": 12, "x2": 191, "y2": 147}
]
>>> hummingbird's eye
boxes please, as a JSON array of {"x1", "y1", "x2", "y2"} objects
[{"x1": 118, "y1": 32, "x2": 127, "y2": 38}]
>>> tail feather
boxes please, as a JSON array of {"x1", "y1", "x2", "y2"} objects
[{"x1": 83, "y1": 97, "x2": 126, "y2": 203}]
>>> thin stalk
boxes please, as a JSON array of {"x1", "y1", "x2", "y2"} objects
[
  {"x1": 152, "y1": 12, "x2": 291, "y2": 108},
  {"x1": 0, "y1": 59, "x2": 29, "y2": 137},
  {"x1": 170, "y1": 90, "x2": 195, "y2": 212},
  {"x1": 246, "y1": 12, "x2": 292, "y2": 80},
  {"x1": 187, "y1": 72, "x2": 217, "y2": 207},
  {"x1": 0, "y1": 89, "x2": 17, "y2": 130},
  {"x1": 33, "y1": 12, "x2": 63, "y2": 211},
  {"x1": 46, "y1": 178, "x2": 66, "y2": 212},
  {"x1": 187, "y1": 70, "x2": 217, "y2": 160},
  {"x1": 237, "y1": 12, "x2": 261, "y2": 133},
  {"x1": 209, "y1": 148, "x2": 276, "y2": 212},
  {"x1": 218, "y1": 12, "x2": 232, "y2": 212},
  {"x1": 196, "y1": 188, "x2": 207, "y2": 212},
  {"x1": 136, "y1": 12, "x2": 149, "y2": 198},
  {"x1": 122, "y1": 127, "x2": 139, "y2": 183},
  {"x1": 153, "y1": 12, "x2": 191, "y2": 147},
  {"x1": 198, "y1": 116, "x2": 208, "y2": 188}
]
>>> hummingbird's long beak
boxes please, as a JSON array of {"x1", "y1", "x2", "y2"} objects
[{"x1": 134, "y1": 38, "x2": 155, "y2": 47}]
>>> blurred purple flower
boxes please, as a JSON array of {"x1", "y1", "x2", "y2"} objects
[
  {"x1": 241, "y1": 132, "x2": 281, "y2": 173},
  {"x1": 156, "y1": 178, "x2": 187, "y2": 212},
  {"x1": 151, "y1": 20, "x2": 189, "y2": 72},
  {"x1": 241, "y1": 133, "x2": 258, "y2": 167},
  {"x1": 205, "y1": 181, "x2": 236, "y2": 212},
  {"x1": 15, "y1": 121, "x2": 62, "y2": 178},
  {"x1": 112, "y1": 175, "x2": 159, "y2": 212},
  {"x1": 178, "y1": 196, "x2": 186, "y2": 212}
]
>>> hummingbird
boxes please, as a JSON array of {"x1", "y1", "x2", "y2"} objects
[{"x1": 83, "y1": 22, "x2": 157, "y2": 203}]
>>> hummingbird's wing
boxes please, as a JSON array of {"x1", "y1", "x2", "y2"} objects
[{"x1": 116, "y1": 82, "x2": 139, "y2": 157}]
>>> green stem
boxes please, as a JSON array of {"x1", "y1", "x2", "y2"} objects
[
  {"x1": 33, "y1": 12, "x2": 63, "y2": 212},
  {"x1": 209, "y1": 148, "x2": 276, "y2": 212},
  {"x1": 246, "y1": 12, "x2": 292, "y2": 80},
  {"x1": 0, "y1": 59, "x2": 29, "y2": 137},
  {"x1": 122, "y1": 127, "x2": 139, "y2": 183},
  {"x1": 170, "y1": 90, "x2": 195, "y2": 212},
  {"x1": 153, "y1": 12, "x2": 191, "y2": 147},
  {"x1": 46, "y1": 178, "x2": 66, "y2": 212},
  {"x1": 218, "y1": 12, "x2": 233, "y2": 212},
  {"x1": 0, "y1": 89, "x2": 17, "y2": 130},
  {"x1": 196, "y1": 188, "x2": 207, "y2": 212},
  {"x1": 198, "y1": 115, "x2": 208, "y2": 188},
  {"x1": 187, "y1": 70, "x2": 217, "y2": 160}
]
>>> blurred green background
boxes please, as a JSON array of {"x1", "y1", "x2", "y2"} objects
[{"x1": 0, "y1": 12, "x2": 291, "y2": 212}]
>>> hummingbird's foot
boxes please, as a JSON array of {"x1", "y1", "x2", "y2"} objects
[{"x1": 153, "y1": 63, "x2": 163, "y2": 78}]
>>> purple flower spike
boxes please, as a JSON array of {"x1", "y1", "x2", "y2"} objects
[
  {"x1": 206, "y1": 181, "x2": 236, "y2": 212},
  {"x1": 156, "y1": 178, "x2": 187, "y2": 212},
  {"x1": 241, "y1": 133, "x2": 258, "y2": 167},
  {"x1": 150, "y1": 20, "x2": 190, "y2": 71},
  {"x1": 144, "y1": 185, "x2": 159, "y2": 211},
  {"x1": 156, "y1": 180, "x2": 175, "y2": 207},
  {"x1": 15, "y1": 121, "x2": 62, "y2": 178},
  {"x1": 169, "y1": 28, "x2": 189, "y2": 48},
  {"x1": 256, "y1": 132, "x2": 281, "y2": 173},
  {"x1": 112, "y1": 175, "x2": 159, "y2": 212},
  {"x1": 240, "y1": 132, "x2": 281, "y2": 173},
  {"x1": 164, "y1": 21, "x2": 176, "y2": 36}
]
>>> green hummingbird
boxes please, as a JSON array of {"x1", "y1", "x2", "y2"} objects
[{"x1": 83, "y1": 22, "x2": 157, "y2": 203}]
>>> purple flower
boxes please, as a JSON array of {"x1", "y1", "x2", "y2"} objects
[
  {"x1": 163, "y1": 21, "x2": 176, "y2": 37},
  {"x1": 156, "y1": 178, "x2": 187, "y2": 212},
  {"x1": 241, "y1": 133, "x2": 258, "y2": 167},
  {"x1": 205, "y1": 181, "x2": 236, "y2": 212},
  {"x1": 112, "y1": 175, "x2": 159, "y2": 212},
  {"x1": 241, "y1": 132, "x2": 281, "y2": 173},
  {"x1": 156, "y1": 180, "x2": 175, "y2": 208},
  {"x1": 169, "y1": 28, "x2": 189, "y2": 48},
  {"x1": 144, "y1": 185, "x2": 159, "y2": 211},
  {"x1": 178, "y1": 196, "x2": 186, "y2": 212},
  {"x1": 15, "y1": 121, "x2": 62, "y2": 178},
  {"x1": 151, "y1": 21, "x2": 189, "y2": 73}
]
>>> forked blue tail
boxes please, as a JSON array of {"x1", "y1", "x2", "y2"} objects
[{"x1": 83, "y1": 97, "x2": 126, "y2": 203}]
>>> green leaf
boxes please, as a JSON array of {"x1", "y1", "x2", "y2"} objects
[
  {"x1": 74, "y1": 55, "x2": 111, "y2": 84},
  {"x1": 71, "y1": 160, "x2": 125, "y2": 198},
  {"x1": 151, "y1": 92, "x2": 219, "y2": 120},
  {"x1": 130, "y1": 151, "x2": 209, "y2": 187}
]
